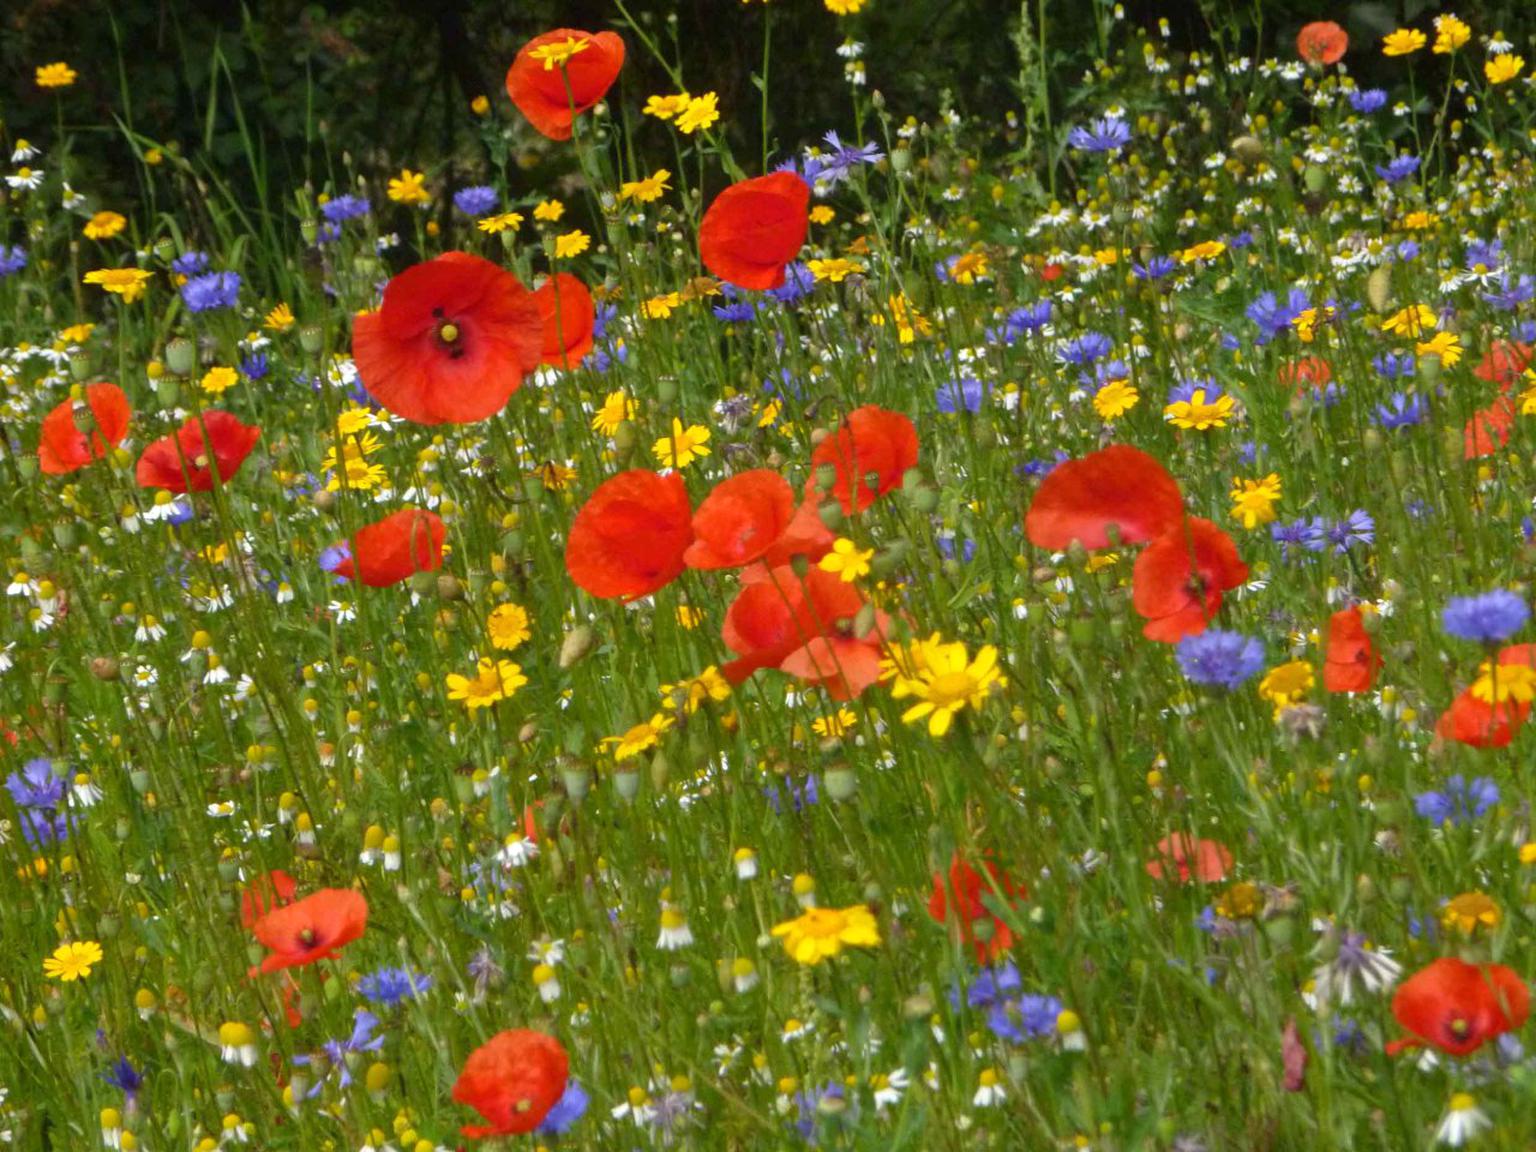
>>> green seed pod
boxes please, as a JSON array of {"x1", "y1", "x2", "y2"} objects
[
  {"x1": 69, "y1": 353, "x2": 92, "y2": 382},
  {"x1": 656, "y1": 377, "x2": 679, "y2": 403},
  {"x1": 818, "y1": 500, "x2": 844, "y2": 531},
  {"x1": 299, "y1": 325, "x2": 325, "y2": 355},
  {"x1": 1303, "y1": 164, "x2": 1328, "y2": 193},
  {"x1": 650, "y1": 751, "x2": 671, "y2": 792},
  {"x1": 908, "y1": 486, "x2": 939, "y2": 513},
  {"x1": 154, "y1": 376, "x2": 180, "y2": 407},
  {"x1": 561, "y1": 765, "x2": 592, "y2": 802},
  {"x1": 824, "y1": 765, "x2": 857, "y2": 801},
  {"x1": 613, "y1": 420, "x2": 639, "y2": 450},
  {"x1": 890, "y1": 147, "x2": 911, "y2": 173},
  {"x1": 614, "y1": 767, "x2": 641, "y2": 802},
  {"x1": 165, "y1": 338, "x2": 197, "y2": 378}
]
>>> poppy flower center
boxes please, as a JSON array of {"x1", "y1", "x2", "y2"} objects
[
  {"x1": 432, "y1": 308, "x2": 467, "y2": 359},
  {"x1": 298, "y1": 927, "x2": 316, "y2": 946},
  {"x1": 194, "y1": 454, "x2": 210, "y2": 469}
]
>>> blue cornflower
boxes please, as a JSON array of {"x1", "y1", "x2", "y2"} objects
[
  {"x1": 990, "y1": 300, "x2": 1052, "y2": 345},
  {"x1": 1165, "y1": 376, "x2": 1229, "y2": 406},
  {"x1": 965, "y1": 962, "x2": 1061, "y2": 1044},
  {"x1": 1414, "y1": 775, "x2": 1498, "y2": 826},
  {"x1": 239, "y1": 352, "x2": 269, "y2": 381},
  {"x1": 453, "y1": 185, "x2": 499, "y2": 216},
  {"x1": 170, "y1": 251, "x2": 209, "y2": 275},
  {"x1": 1133, "y1": 255, "x2": 1178, "y2": 280},
  {"x1": 937, "y1": 534, "x2": 977, "y2": 563},
  {"x1": 765, "y1": 773, "x2": 819, "y2": 814},
  {"x1": 936, "y1": 376, "x2": 987, "y2": 414},
  {"x1": 768, "y1": 262, "x2": 816, "y2": 305},
  {"x1": 1176, "y1": 630, "x2": 1265, "y2": 689},
  {"x1": 1518, "y1": 320, "x2": 1536, "y2": 344},
  {"x1": 1056, "y1": 331, "x2": 1113, "y2": 366},
  {"x1": 1442, "y1": 590, "x2": 1530, "y2": 643},
  {"x1": 1326, "y1": 510, "x2": 1375, "y2": 553},
  {"x1": 1396, "y1": 240, "x2": 1421, "y2": 262},
  {"x1": 181, "y1": 271, "x2": 241, "y2": 312},
  {"x1": 0, "y1": 245, "x2": 29, "y2": 276},
  {"x1": 1374, "y1": 155, "x2": 1420, "y2": 184},
  {"x1": 816, "y1": 130, "x2": 883, "y2": 184},
  {"x1": 1375, "y1": 392, "x2": 1425, "y2": 430},
  {"x1": 1465, "y1": 238, "x2": 1504, "y2": 274},
  {"x1": 5, "y1": 758, "x2": 69, "y2": 848},
  {"x1": 321, "y1": 194, "x2": 370, "y2": 224},
  {"x1": 1348, "y1": 88, "x2": 1388, "y2": 113},
  {"x1": 1246, "y1": 287, "x2": 1309, "y2": 344},
  {"x1": 793, "y1": 1081, "x2": 857, "y2": 1143},
  {"x1": 292, "y1": 1009, "x2": 384, "y2": 1096},
  {"x1": 1484, "y1": 275, "x2": 1536, "y2": 311},
  {"x1": 1270, "y1": 517, "x2": 1326, "y2": 560},
  {"x1": 1372, "y1": 351, "x2": 1416, "y2": 379},
  {"x1": 102, "y1": 1057, "x2": 143, "y2": 1105},
  {"x1": 538, "y1": 1080, "x2": 591, "y2": 1135},
  {"x1": 1018, "y1": 451, "x2": 1068, "y2": 479},
  {"x1": 357, "y1": 966, "x2": 434, "y2": 1006},
  {"x1": 713, "y1": 299, "x2": 759, "y2": 323},
  {"x1": 1067, "y1": 116, "x2": 1131, "y2": 154},
  {"x1": 318, "y1": 542, "x2": 352, "y2": 577}
]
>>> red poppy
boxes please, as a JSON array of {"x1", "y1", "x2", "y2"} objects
[
  {"x1": 1464, "y1": 396, "x2": 1517, "y2": 459},
  {"x1": 506, "y1": 29, "x2": 625, "y2": 142},
  {"x1": 1387, "y1": 957, "x2": 1529, "y2": 1057},
  {"x1": 1131, "y1": 518, "x2": 1248, "y2": 642},
  {"x1": 1323, "y1": 605, "x2": 1381, "y2": 693},
  {"x1": 753, "y1": 496, "x2": 836, "y2": 571},
  {"x1": 38, "y1": 383, "x2": 131, "y2": 474},
  {"x1": 685, "y1": 470, "x2": 796, "y2": 570},
  {"x1": 1040, "y1": 262, "x2": 1066, "y2": 283},
  {"x1": 1145, "y1": 834, "x2": 1233, "y2": 884},
  {"x1": 251, "y1": 888, "x2": 367, "y2": 974},
  {"x1": 239, "y1": 870, "x2": 297, "y2": 929},
  {"x1": 1474, "y1": 340, "x2": 1532, "y2": 392},
  {"x1": 1024, "y1": 444, "x2": 1185, "y2": 551},
  {"x1": 1296, "y1": 21, "x2": 1348, "y2": 66},
  {"x1": 453, "y1": 1029, "x2": 570, "y2": 1138},
  {"x1": 135, "y1": 410, "x2": 260, "y2": 492},
  {"x1": 698, "y1": 172, "x2": 811, "y2": 290},
  {"x1": 1436, "y1": 644, "x2": 1536, "y2": 748},
  {"x1": 326, "y1": 508, "x2": 446, "y2": 588},
  {"x1": 1277, "y1": 355, "x2": 1332, "y2": 397},
  {"x1": 808, "y1": 405, "x2": 919, "y2": 514},
  {"x1": 927, "y1": 854, "x2": 1027, "y2": 962},
  {"x1": 353, "y1": 252, "x2": 542, "y2": 426},
  {"x1": 532, "y1": 272, "x2": 595, "y2": 369},
  {"x1": 565, "y1": 470, "x2": 693, "y2": 601},
  {"x1": 722, "y1": 565, "x2": 885, "y2": 699}
]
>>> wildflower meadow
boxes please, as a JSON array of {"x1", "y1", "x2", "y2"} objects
[{"x1": 9, "y1": 3, "x2": 1536, "y2": 1149}]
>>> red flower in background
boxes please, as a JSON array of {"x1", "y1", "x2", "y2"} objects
[
  {"x1": 928, "y1": 854, "x2": 1027, "y2": 962},
  {"x1": 1024, "y1": 444, "x2": 1185, "y2": 551},
  {"x1": 353, "y1": 252, "x2": 542, "y2": 426},
  {"x1": 722, "y1": 565, "x2": 885, "y2": 699},
  {"x1": 1277, "y1": 355, "x2": 1332, "y2": 398},
  {"x1": 1388, "y1": 957, "x2": 1529, "y2": 1057},
  {"x1": 1474, "y1": 340, "x2": 1532, "y2": 391},
  {"x1": 1464, "y1": 396, "x2": 1518, "y2": 459},
  {"x1": 1131, "y1": 518, "x2": 1248, "y2": 642},
  {"x1": 326, "y1": 508, "x2": 446, "y2": 588},
  {"x1": 251, "y1": 888, "x2": 367, "y2": 974},
  {"x1": 136, "y1": 410, "x2": 260, "y2": 492},
  {"x1": 808, "y1": 405, "x2": 919, "y2": 514},
  {"x1": 1145, "y1": 834, "x2": 1233, "y2": 884},
  {"x1": 532, "y1": 272, "x2": 596, "y2": 369},
  {"x1": 1437, "y1": 644, "x2": 1536, "y2": 748},
  {"x1": 453, "y1": 1029, "x2": 570, "y2": 1138},
  {"x1": 38, "y1": 383, "x2": 131, "y2": 474},
  {"x1": 698, "y1": 172, "x2": 810, "y2": 290},
  {"x1": 239, "y1": 870, "x2": 297, "y2": 929},
  {"x1": 1323, "y1": 605, "x2": 1381, "y2": 693},
  {"x1": 685, "y1": 470, "x2": 796, "y2": 570},
  {"x1": 1296, "y1": 21, "x2": 1348, "y2": 66},
  {"x1": 506, "y1": 29, "x2": 625, "y2": 142},
  {"x1": 565, "y1": 470, "x2": 694, "y2": 601}
]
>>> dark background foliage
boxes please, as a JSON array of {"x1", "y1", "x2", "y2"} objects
[{"x1": 1, "y1": 0, "x2": 1529, "y2": 217}]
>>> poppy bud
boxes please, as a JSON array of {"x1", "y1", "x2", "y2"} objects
[
  {"x1": 518, "y1": 721, "x2": 538, "y2": 744},
  {"x1": 16, "y1": 456, "x2": 37, "y2": 480},
  {"x1": 165, "y1": 338, "x2": 197, "y2": 378},
  {"x1": 824, "y1": 765, "x2": 857, "y2": 801},
  {"x1": 90, "y1": 656, "x2": 120, "y2": 681},
  {"x1": 435, "y1": 574, "x2": 463, "y2": 601},
  {"x1": 890, "y1": 146, "x2": 911, "y2": 173},
  {"x1": 650, "y1": 750, "x2": 671, "y2": 791},
  {"x1": 908, "y1": 486, "x2": 939, "y2": 513},
  {"x1": 1366, "y1": 266, "x2": 1392, "y2": 313},
  {"x1": 613, "y1": 767, "x2": 641, "y2": 802},
  {"x1": 69, "y1": 354, "x2": 91, "y2": 382},
  {"x1": 1420, "y1": 354, "x2": 1443, "y2": 387},
  {"x1": 298, "y1": 325, "x2": 325, "y2": 355},
  {"x1": 853, "y1": 603, "x2": 877, "y2": 638},
  {"x1": 129, "y1": 769, "x2": 150, "y2": 793},
  {"x1": 656, "y1": 377, "x2": 678, "y2": 403},
  {"x1": 613, "y1": 420, "x2": 638, "y2": 450},
  {"x1": 1260, "y1": 914, "x2": 1296, "y2": 946},
  {"x1": 817, "y1": 501, "x2": 843, "y2": 531},
  {"x1": 561, "y1": 764, "x2": 592, "y2": 801},
  {"x1": 559, "y1": 625, "x2": 594, "y2": 669},
  {"x1": 1303, "y1": 164, "x2": 1327, "y2": 193},
  {"x1": 1355, "y1": 874, "x2": 1376, "y2": 905},
  {"x1": 300, "y1": 219, "x2": 319, "y2": 246},
  {"x1": 1230, "y1": 135, "x2": 1265, "y2": 164}
]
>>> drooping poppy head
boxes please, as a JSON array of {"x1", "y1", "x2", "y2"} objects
[
  {"x1": 685, "y1": 469, "x2": 796, "y2": 571},
  {"x1": 325, "y1": 508, "x2": 446, "y2": 588},
  {"x1": 927, "y1": 853, "x2": 1027, "y2": 962},
  {"x1": 353, "y1": 252, "x2": 542, "y2": 426},
  {"x1": 453, "y1": 1029, "x2": 570, "y2": 1138},
  {"x1": 1464, "y1": 397, "x2": 1518, "y2": 459},
  {"x1": 808, "y1": 405, "x2": 919, "y2": 514},
  {"x1": 698, "y1": 172, "x2": 811, "y2": 290},
  {"x1": 1387, "y1": 957, "x2": 1529, "y2": 1057},
  {"x1": 1024, "y1": 444, "x2": 1185, "y2": 551},
  {"x1": 506, "y1": 29, "x2": 625, "y2": 142},
  {"x1": 239, "y1": 869, "x2": 297, "y2": 930},
  {"x1": 1296, "y1": 21, "x2": 1348, "y2": 66},
  {"x1": 251, "y1": 888, "x2": 367, "y2": 974},
  {"x1": 565, "y1": 470, "x2": 693, "y2": 601},
  {"x1": 1132, "y1": 518, "x2": 1248, "y2": 643},
  {"x1": 135, "y1": 410, "x2": 260, "y2": 492},
  {"x1": 533, "y1": 273, "x2": 596, "y2": 369},
  {"x1": 38, "y1": 383, "x2": 131, "y2": 474},
  {"x1": 1145, "y1": 833, "x2": 1233, "y2": 884},
  {"x1": 1323, "y1": 605, "x2": 1382, "y2": 693}
]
